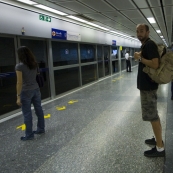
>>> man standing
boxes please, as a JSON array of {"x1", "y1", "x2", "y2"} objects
[
  {"x1": 134, "y1": 24, "x2": 165, "y2": 157},
  {"x1": 125, "y1": 51, "x2": 132, "y2": 72}
]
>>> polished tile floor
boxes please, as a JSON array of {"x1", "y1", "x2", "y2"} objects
[{"x1": 0, "y1": 67, "x2": 169, "y2": 173}]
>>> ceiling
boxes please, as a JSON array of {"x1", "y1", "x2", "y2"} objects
[{"x1": 15, "y1": 0, "x2": 173, "y2": 46}]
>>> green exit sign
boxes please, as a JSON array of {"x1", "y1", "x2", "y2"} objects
[{"x1": 39, "y1": 15, "x2": 51, "y2": 22}]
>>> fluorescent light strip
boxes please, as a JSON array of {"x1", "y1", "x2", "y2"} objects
[
  {"x1": 67, "y1": 16, "x2": 88, "y2": 23},
  {"x1": 16, "y1": 0, "x2": 37, "y2": 5},
  {"x1": 110, "y1": 31, "x2": 138, "y2": 41},
  {"x1": 87, "y1": 22, "x2": 109, "y2": 31},
  {"x1": 67, "y1": 16, "x2": 109, "y2": 31},
  {"x1": 34, "y1": 4, "x2": 67, "y2": 16},
  {"x1": 110, "y1": 31, "x2": 130, "y2": 37},
  {"x1": 156, "y1": 30, "x2": 161, "y2": 33},
  {"x1": 147, "y1": 17, "x2": 156, "y2": 23}
]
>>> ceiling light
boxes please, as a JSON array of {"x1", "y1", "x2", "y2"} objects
[
  {"x1": 147, "y1": 17, "x2": 156, "y2": 23},
  {"x1": 110, "y1": 31, "x2": 138, "y2": 40},
  {"x1": 67, "y1": 16, "x2": 87, "y2": 23},
  {"x1": 87, "y1": 22, "x2": 109, "y2": 31},
  {"x1": 67, "y1": 16, "x2": 109, "y2": 31},
  {"x1": 156, "y1": 30, "x2": 161, "y2": 33},
  {"x1": 110, "y1": 31, "x2": 124, "y2": 36},
  {"x1": 160, "y1": 36, "x2": 163, "y2": 38},
  {"x1": 16, "y1": 0, "x2": 37, "y2": 5},
  {"x1": 110, "y1": 31, "x2": 128, "y2": 37},
  {"x1": 34, "y1": 4, "x2": 67, "y2": 15}
]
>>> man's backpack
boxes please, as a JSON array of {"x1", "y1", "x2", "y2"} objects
[{"x1": 142, "y1": 41, "x2": 173, "y2": 84}]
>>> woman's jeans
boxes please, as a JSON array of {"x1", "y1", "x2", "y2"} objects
[{"x1": 21, "y1": 88, "x2": 45, "y2": 137}]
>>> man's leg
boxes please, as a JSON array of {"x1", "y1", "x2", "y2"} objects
[
  {"x1": 126, "y1": 60, "x2": 128, "y2": 72},
  {"x1": 151, "y1": 120, "x2": 163, "y2": 148},
  {"x1": 129, "y1": 61, "x2": 131, "y2": 72},
  {"x1": 140, "y1": 90, "x2": 165, "y2": 157}
]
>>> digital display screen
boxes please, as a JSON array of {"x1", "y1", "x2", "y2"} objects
[{"x1": 112, "y1": 50, "x2": 117, "y2": 55}]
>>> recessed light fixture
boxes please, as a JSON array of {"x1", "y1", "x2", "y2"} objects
[
  {"x1": 87, "y1": 22, "x2": 109, "y2": 31},
  {"x1": 16, "y1": 0, "x2": 37, "y2": 5},
  {"x1": 67, "y1": 16, "x2": 88, "y2": 23},
  {"x1": 34, "y1": 4, "x2": 67, "y2": 15},
  {"x1": 156, "y1": 30, "x2": 161, "y2": 33},
  {"x1": 147, "y1": 17, "x2": 156, "y2": 23},
  {"x1": 160, "y1": 36, "x2": 163, "y2": 38},
  {"x1": 67, "y1": 16, "x2": 109, "y2": 31}
]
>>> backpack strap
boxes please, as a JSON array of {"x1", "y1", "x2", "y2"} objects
[
  {"x1": 141, "y1": 38, "x2": 161, "y2": 63},
  {"x1": 141, "y1": 38, "x2": 151, "y2": 50}
]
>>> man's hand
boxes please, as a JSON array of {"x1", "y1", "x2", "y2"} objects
[
  {"x1": 134, "y1": 51, "x2": 141, "y2": 60},
  {"x1": 16, "y1": 97, "x2": 22, "y2": 106}
]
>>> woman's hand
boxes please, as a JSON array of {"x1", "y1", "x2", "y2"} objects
[{"x1": 16, "y1": 97, "x2": 22, "y2": 106}]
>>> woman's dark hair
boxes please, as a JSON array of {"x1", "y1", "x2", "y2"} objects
[{"x1": 17, "y1": 46, "x2": 37, "y2": 69}]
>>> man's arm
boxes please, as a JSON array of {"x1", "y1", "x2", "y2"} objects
[
  {"x1": 141, "y1": 57, "x2": 159, "y2": 69},
  {"x1": 134, "y1": 52, "x2": 159, "y2": 69}
]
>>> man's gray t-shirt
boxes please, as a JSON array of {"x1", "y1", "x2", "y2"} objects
[{"x1": 15, "y1": 63, "x2": 39, "y2": 91}]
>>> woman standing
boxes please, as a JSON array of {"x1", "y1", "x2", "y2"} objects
[{"x1": 15, "y1": 46, "x2": 45, "y2": 141}]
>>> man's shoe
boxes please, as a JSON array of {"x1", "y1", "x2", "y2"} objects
[
  {"x1": 21, "y1": 136, "x2": 34, "y2": 141},
  {"x1": 145, "y1": 137, "x2": 156, "y2": 145},
  {"x1": 144, "y1": 147, "x2": 165, "y2": 157},
  {"x1": 33, "y1": 130, "x2": 45, "y2": 134}
]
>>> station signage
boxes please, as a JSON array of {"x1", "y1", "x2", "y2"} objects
[
  {"x1": 52, "y1": 28, "x2": 67, "y2": 40},
  {"x1": 112, "y1": 40, "x2": 116, "y2": 46},
  {"x1": 39, "y1": 14, "x2": 51, "y2": 22},
  {"x1": 67, "y1": 32, "x2": 81, "y2": 41}
]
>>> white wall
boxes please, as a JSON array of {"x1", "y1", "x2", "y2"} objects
[{"x1": 0, "y1": 2, "x2": 140, "y2": 48}]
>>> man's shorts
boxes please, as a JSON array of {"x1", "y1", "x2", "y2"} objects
[{"x1": 140, "y1": 90, "x2": 159, "y2": 121}]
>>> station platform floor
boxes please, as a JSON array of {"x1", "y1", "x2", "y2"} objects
[{"x1": 0, "y1": 66, "x2": 172, "y2": 173}]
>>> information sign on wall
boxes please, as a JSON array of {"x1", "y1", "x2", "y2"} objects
[
  {"x1": 112, "y1": 40, "x2": 116, "y2": 46},
  {"x1": 51, "y1": 28, "x2": 67, "y2": 40}
]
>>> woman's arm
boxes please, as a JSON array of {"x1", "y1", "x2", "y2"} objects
[{"x1": 16, "y1": 70, "x2": 22, "y2": 106}]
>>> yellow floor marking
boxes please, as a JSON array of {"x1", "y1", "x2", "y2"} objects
[
  {"x1": 44, "y1": 114, "x2": 51, "y2": 119},
  {"x1": 16, "y1": 124, "x2": 26, "y2": 131},
  {"x1": 112, "y1": 75, "x2": 124, "y2": 82},
  {"x1": 68, "y1": 100, "x2": 78, "y2": 104},
  {"x1": 56, "y1": 106, "x2": 66, "y2": 110},
  {"x1": 16, "y1": 114, "x2": 50, "y2": 131}
]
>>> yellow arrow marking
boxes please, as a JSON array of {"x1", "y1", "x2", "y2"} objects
[
  {"x1": 68, "y1": 100, "x2": 78, "y2": 104},
  {"x1": 44, "y1": 114, "x2": 51, "y2": 119},
  {"x1": 56, "y1": 106, "x2": 66, "y2": 111},
  {"x1": 16, "y1": 124, "x2": 26, "y2": 131},
  {"x1": 112, "y1": 75, "x2": 124, "y2": 82}
]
